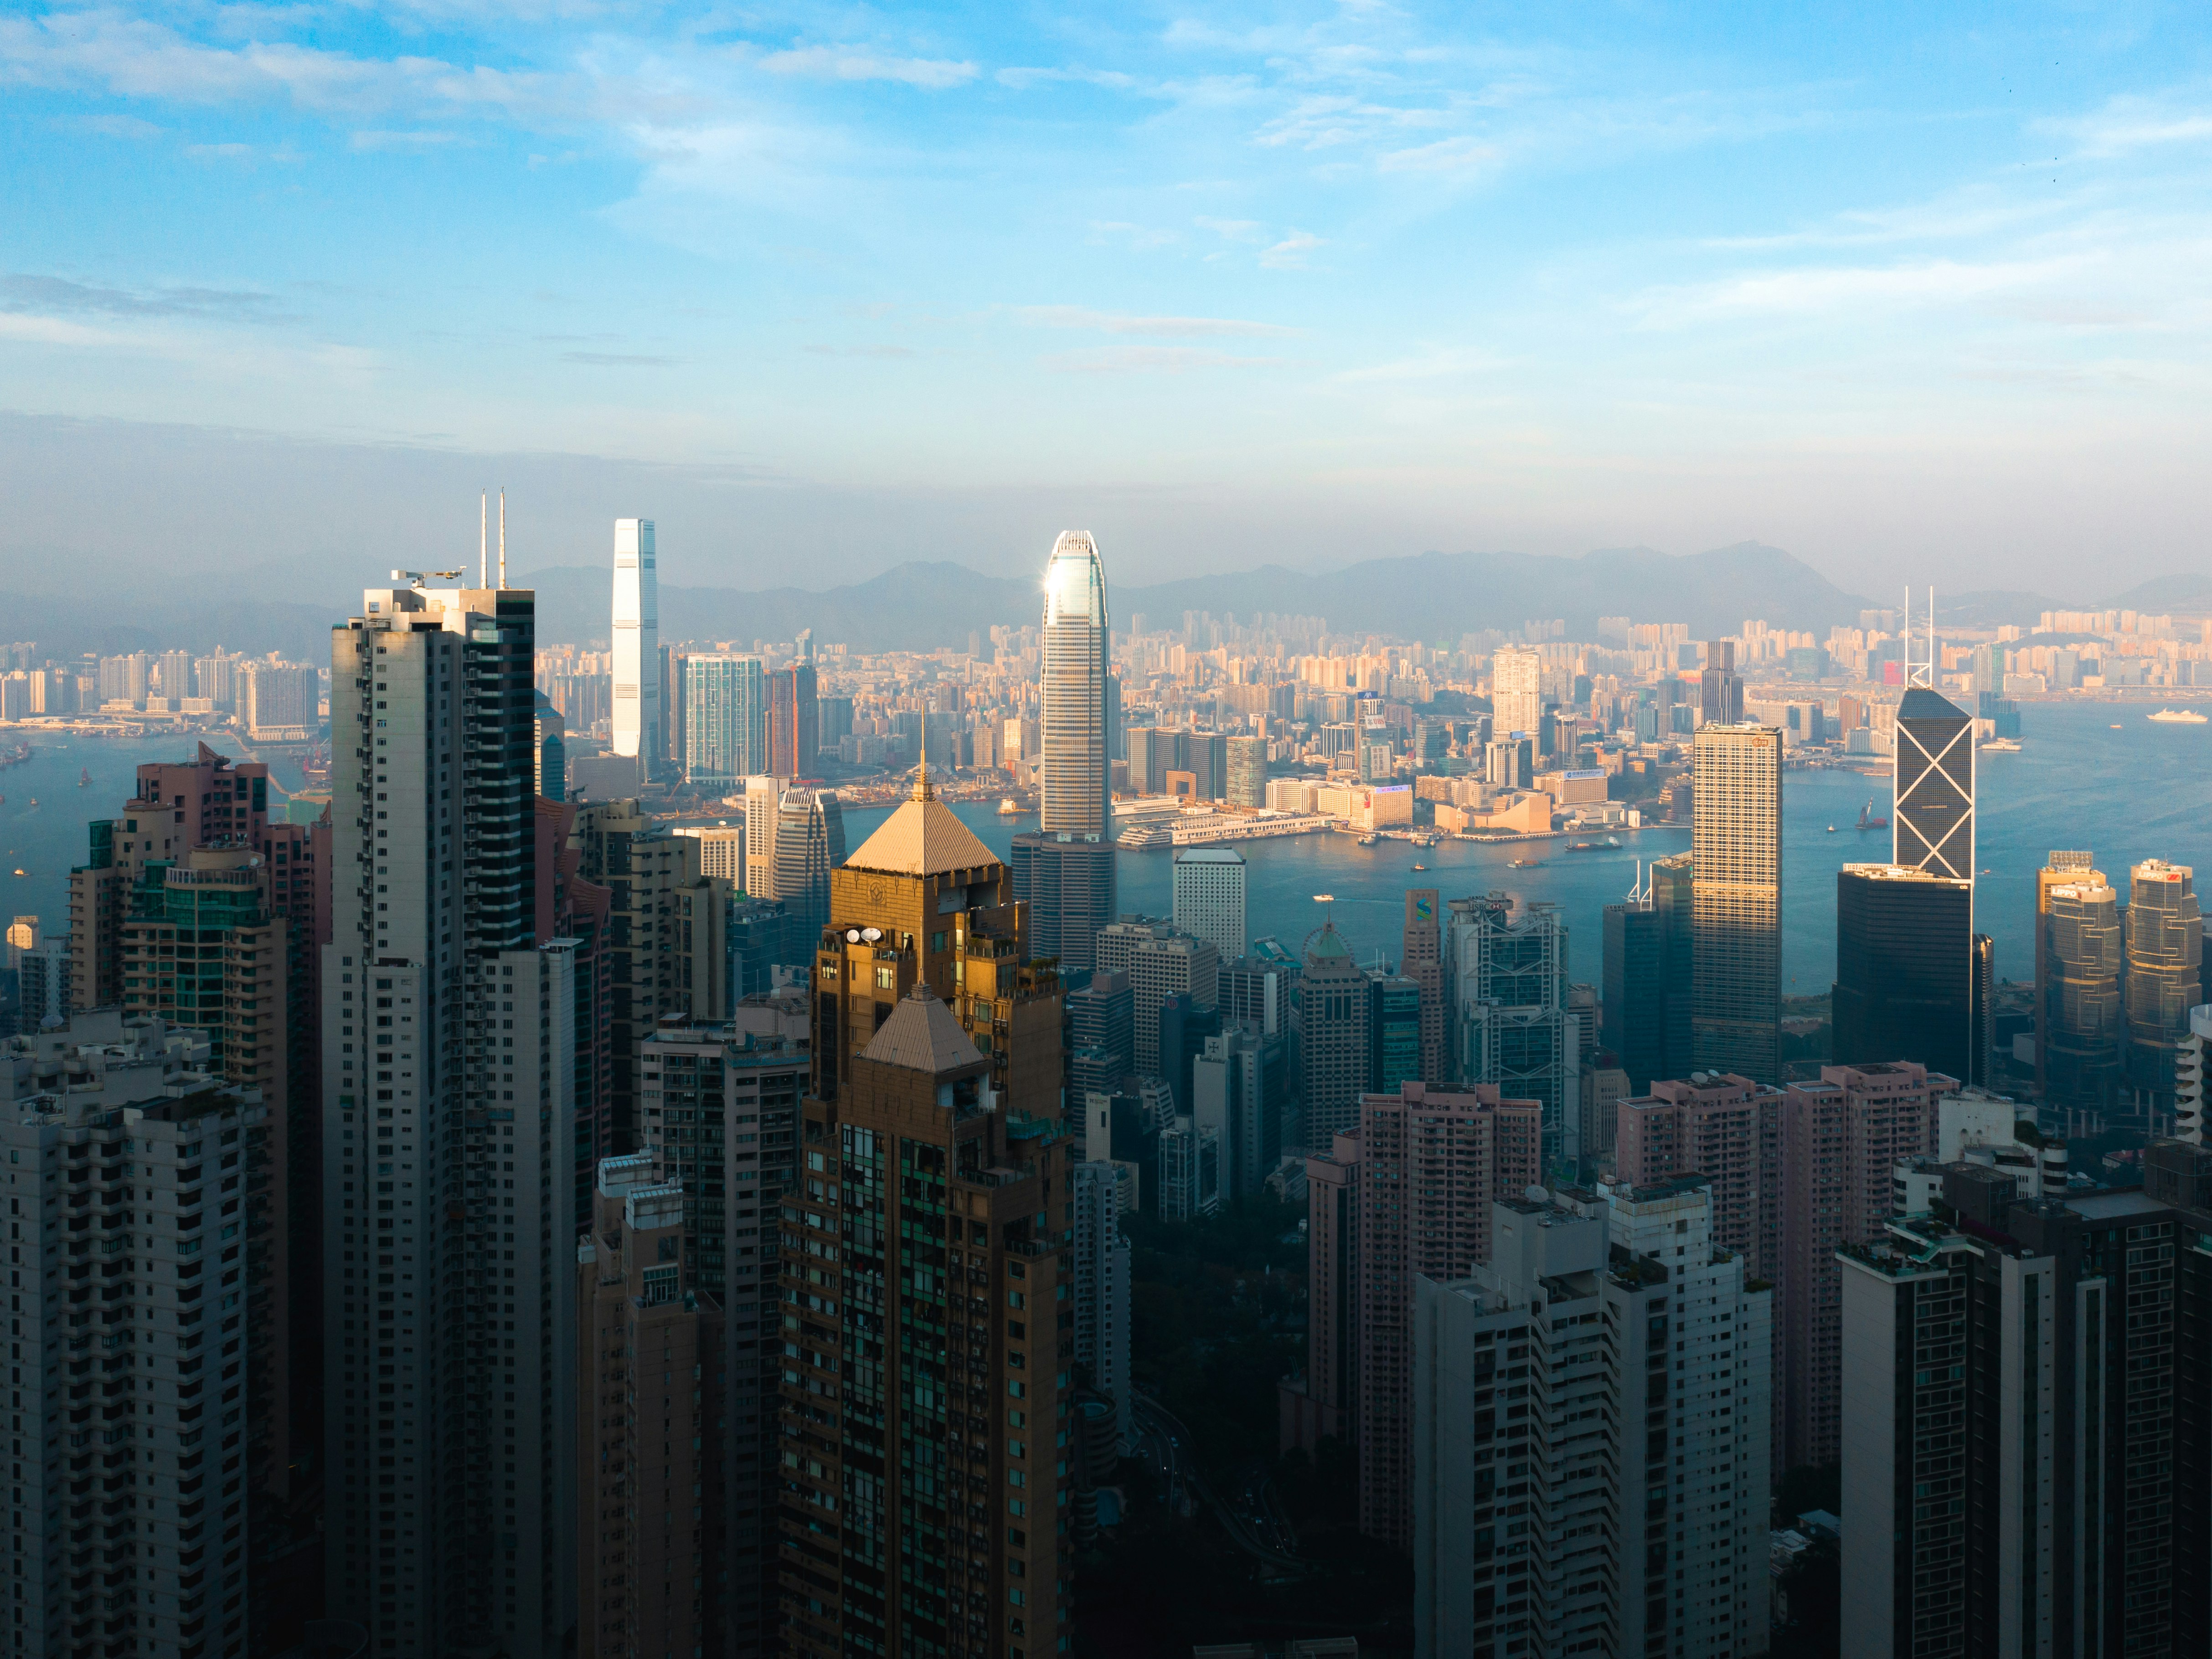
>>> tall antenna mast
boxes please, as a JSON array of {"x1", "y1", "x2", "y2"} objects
[
  {"x1": 498, "y1": 489, "x2": 507, "y2": 590},
  {"x1": 479, "y1": 491, "x2": 488, "y2": 588}
]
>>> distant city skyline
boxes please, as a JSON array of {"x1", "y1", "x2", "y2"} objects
[{"x1": 5, "y1": 7, "x2": 2212, "y2": 595}]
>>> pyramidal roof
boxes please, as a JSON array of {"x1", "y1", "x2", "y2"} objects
[
  {"x1": 861, "y1": 985, "x2": 985, "y2": 1075},
  {"x1": 846, "y1": 764, "x2": 1000, "y2": 878},
  {"x1": 1898, "y1": 686, "x2": 1969, "y2": 720},
  {"x1": 1305, "y1": 921, "x2": 1356, "y2": 969}
]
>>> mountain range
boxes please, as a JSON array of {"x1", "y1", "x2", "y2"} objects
[{"x1": 7, "y1": 546, "x2": 2207, "y2": 661}]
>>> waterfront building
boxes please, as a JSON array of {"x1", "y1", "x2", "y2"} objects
[
  {"x1": 1341, "y1": 1082, "x2": 1543, "y2": 1551},
  {"x1": 1412, "y1": 1176, "x2": 1771, "y2": 1659},
  {"x1": 611, "y1": 518, "x2": 660, "y2": 775},
  {"x1": 2040, "y1": 855, "x2": 2124, "y2": 1112},
  {"x1": 1226, "y1": 734, "x2": 1267, "y2": 808},
  {"x1": 322, "y1": 578, "x2": 578, "y2": 1657},
  {"x1": 1447, "y1": 894, "x2": 1576, "y2": 1168},
  {"x1": 776, "y1": 987, "x2": 1076, "y2": 1659},
  {"x1": 1691, "y1": 723, "x2": 1782, "y2": 1084},
  {"x1": 575, "y1": 1154, "x2": 723, "y2": 1659},
  {"x1": 2125, "y1": 859, "x2": 2202, "y2": 1118},
  {"x1": 1840, "y1": 1144, "x2": 2212, "y2": 1659},
  {"x1": 1171, "y1": 846, "x2": 1247, "y2": 962},
  {"x1": 1009, "y1": 832, "x2": 1117, "y2": 972},
  {"x1": 684, "y1": 655, "x2": 769, "y2": 786},
  {"x1": 1832, "y1": 864, "x2": 1982, "y2": 1083}
]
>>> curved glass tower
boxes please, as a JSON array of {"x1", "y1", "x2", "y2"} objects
[{"x1": 1015, "y1": 531, "x2": 1117, "y2": 969}]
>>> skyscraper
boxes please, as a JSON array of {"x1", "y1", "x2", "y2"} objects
[
  {"x1": 1226, "y1": 733, "x2": 1267, "y2": 808},
  {"x1": 1171, "y1": 846, "x2": 1247, "y2": 961},
  {"x1": 2042, "y1": 857, "x2": 2124, "y2": 1112},
  {"x1": 1691, "y1": 723, "x2": 1782, "y2": 1084},
  {"x1": 767, "y1": 660, "x2": 818, "y2": 778},
  {"x1": 1402, "y1": 888, "x2": 1446, "y2": 1084},
  {"x1": 1698, "y1": 638, "x2": 1743, "y2": 726},
  {"x1": 612, "y1": 518, "x2": 660, "y2": 778},
  {"x1": 685, "y1": 654, "x2": 769, "y2": 786},
  {"x1": 322, "y1": 578, "x2": 579, "y2": 1658},
  {"x1": 1490, "y1": 645, "x2": 1542, "y2": 737},
  {"x1": 1070, "y1": 1160, "x2": 1134, "y2": 1449},
  {"x1": 769, "y1": 784, "x2": 846, "y2": 943},
  {"x1": 1600, "y1": 853, "x2": 1692, "y2": 1093},
  {"x1": 1893, "y1": 686, "x2": 1975, "y2": 878},
  {"x1": 777, "y1": 988, "x2": 1076, "y2": 1659},
  {"x1": 2125, "y1": 859, "x2": 2202, "y2": 1117},
  {"x1": 1016, "y1": 530, "x2": 1118, "y2": 972},
  {"x1": 1448, "y1": 894, "x2": 1576, "y2": 1168},
  {"x1": 1832, "y1": 863, "x2": 1978, "y2": 1082},
  {"x1": 1298, "y1": 920, "x2": 1372, "y2": 1146}
]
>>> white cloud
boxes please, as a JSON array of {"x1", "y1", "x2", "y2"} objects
[
  {"x1": 2046, "y1": 91, "x2": 2212, "y2": 158},
  {"x1": 1377, "y1": 133, "x2": 1504, "y2": 178},
  {"x1": 1018, "y1": 306, "x2": 1297, "y2": 338},
  {"x1": 1260, "y1": 231, "x2": 1322, "y2": 269},
  {"x1": 755, "y1": 45, "x2": 977, "y2": 90}
]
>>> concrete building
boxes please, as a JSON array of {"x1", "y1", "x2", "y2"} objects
[
  {"x1": 673, "y1": 823, "x2": 745, "y2": 884},
  {"x1": 1191, "y1": 1024, "x2": 1285, "y2": 1203},
  {"x1": 1172, "y1": 847, "x2": 1248, "y2": 963},
  {"x1": 2040, "y1": 852, "x2": 2124, "y2": 1113},
  {"x1": 1067, "y1": 968, "x2": 1133, "y2": 1102},
  {"x1": 1491, "y1": 645, "x2": 1542, "y2": 739},
  {"x1": 1402, "y1": 889, "x2": 1446, "y2": 1086},
  {"x1": 321, "y1": 578, "x2": 578, "y2": 1657},
  {"x1": 777, "y1": 987, "x2": 1076, "y2": 1659},
  {"x1": 575, "y1": 1153, "x2": 724, "y2": 1659},
  {"x1": 1774, "y1": 1062, "x2": 1951, "y2": 1471},
  {"x1": 1448, "y1": 894, "x2": 1577, "y2": 1169},
  {"x1": 1070, "y1": 1161, "x2": 1134, "y2": 1450},
  {"x1": 637, "y1": 1020, "x2": 804, "y2": 1654},
  {"x1": 1226, "y1": 734, "x2": 1267, "y2": 808},
  {"x1": 1412, "y1": 1176, "x2": 1772, "y2": 1659},
  {"x1": 3, "y1": 1070, "x2": 273, "y2": 1659},
  {"x1": 243, "y1": 661, "x2": 319, "y2": 741},
  {"x1": 1346, "y1": 1082, "x2": 1544, "y2": 1551},
  {"x1": 1094, "y1": 918, "x2": 1219, "y2": 1081},
  {"x1": 612, "y1": 517, "x2": 660, "y2": 776},
  {"x1": 766, "y1": 659, "x2": 818, "y2": 781},
  {"x1": 1691, "y1": 724, "x2": 1782, "y2": 1084},
  {"x1": 1615, "y1": 1073, "x2": 1782, "y2": 1280},
  {"x1": 1698, "y1": 638, "x2": 1743, "y2": 726},
  {"x1": 1840, "y1": 1147, "x2": 2212, "y2": 1659},
  {"x1": 742, "y1": 775, "x2": 780, "y2": 900},
  {"x1": 684, "y1": 655, "x2": 769, "y2": 786},
  {"x1": 1297, "y1": 921, "x2": 1372, "y2": 1147}
]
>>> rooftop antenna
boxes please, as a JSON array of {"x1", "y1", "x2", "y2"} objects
[
  {"x1": 479, "y1": 491, "x2": 487, "y2": 589},
  {"x1": 1627, "y1": 860, "x2": 1649, "y2": 904},
  {"x1": 498, "y1": 489, "x2": 507, "y2": 590}
]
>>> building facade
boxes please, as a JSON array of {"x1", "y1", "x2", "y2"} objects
[
  {"x1": 1449, "y1": 894, "x2": 1576, "y2": 1169},
  {"x1": 1691, "y1": 723, "x2": 1782, "y2": 1084},
  {"x1": 611, "y1": 518, "x2": 660, "y2": 776},
  {"x1": 685, "y1": 656, "x2": 769, "y2": 786},
  {"x1": 1832, "y1": 863, "x2": 1982, "y2": 1084},
  {"x1": 1171, "y1": 848, "x2": 1247, "y2": 963}
]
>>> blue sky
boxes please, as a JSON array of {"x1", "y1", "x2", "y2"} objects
[{"x1": 3, "y1": 2, "x2": 2210, "y2": 598}]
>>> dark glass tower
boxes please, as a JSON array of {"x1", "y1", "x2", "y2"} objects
[
  {"x1": 1833, "y1": 864, "x2": 1977, "y2": 1081},
  {"x1": 1895, "y1": 686, "x2": 1975, "y2": 878},
  {"x1": 1602, "y1": 852, "x2": 1694, "y2": 1092}
]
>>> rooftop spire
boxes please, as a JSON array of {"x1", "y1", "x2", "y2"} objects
[{"x1": 912, "y1": 760, "x2": 934, "y2": 803}]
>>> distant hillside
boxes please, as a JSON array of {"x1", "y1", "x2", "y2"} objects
[
  {"x1": 2108, "y1": 572, "x2": 2212, "y2": 615},
  {"x1": 526, "y1": 541, "x2": 1877, "y2": 649},
  {"x1": 0, "y1": 587, "x2": 337, "y2": 662}
]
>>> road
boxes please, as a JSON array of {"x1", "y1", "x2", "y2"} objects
[{"x1": 1130, "y1": 1389, "x2": 1306, "y2": 1574}]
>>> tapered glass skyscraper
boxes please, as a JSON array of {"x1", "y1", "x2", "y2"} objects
[
  {"x1": 1691, "y1": 722, "x2": 1782, "y2": 1083},
  {"x1": 611, "y1": 518, "x2": 659, "y2": 776},
  {"x1": 1015, "y1": 530, "x2": 1117, "y2": 968}
]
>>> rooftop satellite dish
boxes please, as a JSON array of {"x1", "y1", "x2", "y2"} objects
[
  {"x1": 1525, "y1": 1184, "x2": 1549, "y2": 1205},
  {"x1": 846, "y1": 930, "x2": 861, "y2": 943},
  {"x1": 861, "y1": 927, "x2": 882, "y2": 943}
]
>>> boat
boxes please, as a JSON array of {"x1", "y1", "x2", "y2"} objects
[
  {"x1": 996, "y1": 798, "x2": 1021, "y2": 815},
  {"x1": 1980, "y1": 738, "x2": 2021, "y2": 752},
  {"x1": 10, "y1": 869, "x2": 22, "y2": 878},
  {"x1": 2111, "y1": 724, "x2": 2124, "y2": 729},
  {"x1": 2150, "y1": 709, "x2": 2208, "y2": 724},
  {"x1": 1410, "y1": 863, "x2": 1427, "y2": 871},
  {"x1": 1508, "y1": 858, "x2": 1544, "y2": 869},
  {"x1": 1357, "y1": 834, "x2": 1378, "y2": 847},
  {"x1": 1825, "y1": 824, "x2": 1837, "y2": 833},
  {"x1": 1856, "y1": 800, "x2": 1888, "y2": 831},
  {"x1": 77, "y1": 767, "x2": 89, "y2": 786}
]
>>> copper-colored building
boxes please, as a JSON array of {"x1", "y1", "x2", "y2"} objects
[{"x1": 577, "y1": 1152, "x2": 725, "y2": 1659}]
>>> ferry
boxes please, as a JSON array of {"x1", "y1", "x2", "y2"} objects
[
  {"x1": 2150, "y1": 709, "x2": 2208, "y2": 724},
  {"x1": 1825, "y1": 824, "x2": 1837, "y2": 833},
  {"x1": 1410, "y1": 863, "x2": 1427, "y2": 872},
  {"x1": 1980, "y1": 738, "x2": 2022, "y2": 753},
  {"x1": 1357, "y1": 834, "x2": 1379, "y2": 847},
  {"x1": 996, "y1": 798, "x2": 1021, "y2": 815}
]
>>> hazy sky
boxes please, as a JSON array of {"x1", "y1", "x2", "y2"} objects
[{"x1": 4, "y1": 2, "x2": 2210, "y2": 597}]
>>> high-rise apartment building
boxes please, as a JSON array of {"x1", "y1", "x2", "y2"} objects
[
  {"x1": 2041, "y1": 855, "x2": 2124, "y2": 1112},
  {"x1": 4, "y1": 1068, "x2": 273, "y2": 1659},
  {"x1": 575, "y1": 1153, "x2": 724, "y2": 1659},
  {"x1": 1774, "y1": 1063, "x2": 1949, "y2": 1470},
  {"x1": 1093, "y1": 919, "x2": 1219, "y2": 1080},
  {"x1": 1298, "y1": 921, "x2": 1372, "y2": 1146},
  {"x1": 685, "y1": 655, "x2": 770, "y2": 786},
  {"x1": 777, "y1": 987, "x2": 1077, "y2": 1659},
  {"x1": 1691, "y1": 723, "x2": 1782, "y2": 1084},
  {"x1": 1067, "y1": 968, "x2": 1133, "y2": 1103},
  {"x1": 1342, "y1": 1081, "x2": 1544, "y2": 1550},
  {"x1": 1016, "y1": 531, "x2": 1118, "y2": 974},
  {"x1": 1841, "y1": 1147, "x2": 2212, "y2": 1659},
  {"x1": 770, "y1": 785, "x2": 847, "y2": 944},
  {"x1": 571, "y1": 799, "x2": 734, "y2": 1150},
  {"x1": 1191, "y1": 1024, "x2": 1285, "y2": 1201},
  {"x1": 767, "y1": 660, "x2": 819, "y2": 779},
  {"x1": 1171, "y1": 847, "x2": 1247, "y2": 962},
  {"x1": 1832, "y1": 864, "x2": 1983, "y2": 1083},
  {"x1": 321, "y1": 579, "x2": 579, "y2": 1657},
  {"x1": 1412, "y1": 1176, "x2": 1772, "y2": 1659},
  {"x1": 1448, "y1": 894, "x2": 1577, "y2": 1168},
  {"x1": 1490, "y1": 645, "x2": 1542, "y2": 737},
  {"x1": 1601, "y1": 853, "x2": 1693, "y2": 1092},
  {"x1": 812, "y1": 768, "x2": 1064, "y2": 1112},
  {"x1": 612, "y1": 518, "x2": 660, "y2": 776},
  {"x1": 2125, "y1": 858, "x2": 2201, "y2": 1116},
  {"x1": 1226, "y1": 734, "x2": 1267, "y2": 808},
  {"x1": 1069, "y1": 1161, "x2": 1133, "y2": 1449},
  {"x1": 243, "y1": 662, "x2": 319, "y2": 741},
  {"x1": 1401, "y1": 889, "x2": 1446, "y2": 1085},
  {"x1": 674, "y1": 824, "x2": 745, "y2": 884},
  {"x1": 638, "y1": 1020, "x2": 805, "y2": 1655},
  {"x1": 742, "y1": 775, "x2": 779, "y2": 899},
  {"x1": 1614, "y1": 1073, "x2": 1782, "y2": 1279}
]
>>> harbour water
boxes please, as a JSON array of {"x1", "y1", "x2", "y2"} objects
[{"x1": 4, "y1": 702, "x2": 2203, "y2": 1000}]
